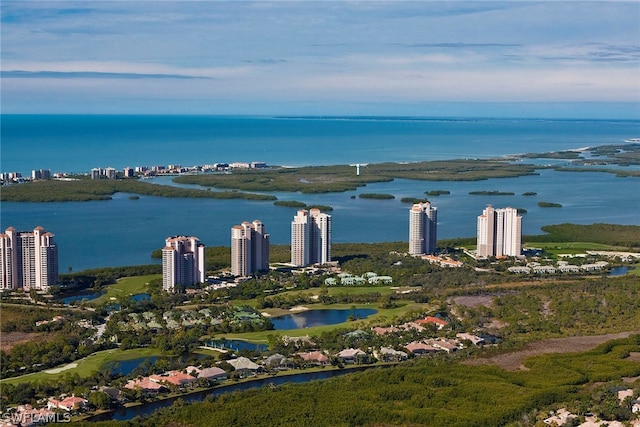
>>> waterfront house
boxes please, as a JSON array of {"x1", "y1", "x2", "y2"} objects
[
  {"x1": 124, "y1": 377, "x2": 166, "y2": 394},
  {"x1": 47, "y1": 396, "x2": 88, "y2": 412},
  {"x1": 228, "y1": 357, "x2": 260, "y2": 377},
  {"x1": 149, "y1": 371, "x2": 197, "y2": 387},
  {"x1": 376, "y1": 347, "x2": 408, "y2": 362},
  {"x1": 186, "y1": 366, "x2": 228, "y2": 382},
  {"x1": 456, "y1": 333, "x2": 486, "y2": 346},
  {"x1": 297, "y1": 351, "x2": 329, "y2": 365},
  {"x1": 336, "y1": 348, "x2": 366, "y2": 364}
]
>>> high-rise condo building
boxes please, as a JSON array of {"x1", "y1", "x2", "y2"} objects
[
  {"x1": 477, "y1": 206, "x2": 522, "y2": 257},
  {"x1": 231, "y1": 220, "x2": 270, "y2": 277},
  {"x1": 291, "y1": 209, "x2": 332, "y2": 267},
  {"x1": 162, "y1": 235, "x2": 206, "y2": 292},
  {"x1": 408, "y1": 202, "x2": 438, "y2": 255},
  {"x1": 0, "y1": 226, "x2": 58, "y2": 291}
]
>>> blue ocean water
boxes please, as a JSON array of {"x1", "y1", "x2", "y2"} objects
[{"x1": 1, "y1": 115, "x2": 639, "y2": 271}]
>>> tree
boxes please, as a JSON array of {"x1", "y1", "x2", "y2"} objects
[{"x1": 88, "y1": 391, "x2": 112, "y2": 410}]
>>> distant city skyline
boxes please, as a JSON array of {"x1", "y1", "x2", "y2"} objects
[{"x1": 1, "y1": 1, "x2": 638, "y2": 119}]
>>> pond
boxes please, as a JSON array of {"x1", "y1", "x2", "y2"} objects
[
  {"x1": 609, "y1": 266, "x2": 631, "y2": 276},
  {"x1": 205, "y1": 339, "x2": 268, "y2": 352},
  {"x1": 106, "y1": 357, "x2": 160, "y2": 376},
  {"x1": 130, "y1": 293, "x2": 151, "y2": 302},
  {"x1": 271, "y1": 308, "x2": 378, "y2": 330},
  {"x1": 56, "y1": 290, "x2": 104, "y2": 305}
]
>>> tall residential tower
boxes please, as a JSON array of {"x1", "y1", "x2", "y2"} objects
[
  {"x1": 291, "y1": 209, "x2": 332, "y2": 267},
  {"x1": 477, "y1": 206, "x2": 522, "y2": 257},
  {"x1": 0, "y1": 226, "x2": 58, "y2": 291},
  {"x1": 408, "y1": 202, "x2": 438, "y2": 255},
  {"x1": 162, "y1": 235, "x2": 206, "y2": 292},
  {"x1": 231, "y1": 220, "x2": 270, "y2": 277}
]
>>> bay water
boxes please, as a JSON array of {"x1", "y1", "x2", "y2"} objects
[{"x1": 1, "y1": 115, "x2": 639, "y2": 271}]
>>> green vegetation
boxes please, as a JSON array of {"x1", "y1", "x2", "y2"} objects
[
  {"x1": 521, "y1": 150, "x2": 582, "y2": 159},
  {"x1": 273, "y1": 201, "x2": 334, "y2": 211},
  {"x1": 274, "y1": 200, "x2": 307, "y2": 208},
  {"x1": 173, "y1": 159, "x2": 541, "y2": 194},
  {"x1": 516, "y1": 208, "x2": 527, "y2": 214},
  {"x1": 89, "y1": 275, "x2": 158, "y2": 306},
  {"x1": 400, "y1": 197, "x2": 429, "y2": 204},
  {"x1": 526, "y1": 223, "x2": 640, "y2": 247},
  {"x1": 554, "y1": 166, "x2": 640, "y2": 177},
  {"x1": 522, "y1": 191, "x2": 537, "y2": 196},
  {"x1": 359, "y1": 193, "x2": 395, "y2": 200},
  {"x1": 0, "y1": 348, "x2": 161, "y2": 386},
  {"x1": 469, "y1": 190, "x2": 515, "y2": 196},
  {"x1": 0, "y1": 178, "x2": 277, "y2": 202},
  {"x1": 104, "y1": 335, "x2": 640, "y2": 427},
  {"x1": 538, "y1": 201, "x2": 563, "y2": 208},
  {"x1": 425, "y1": 190, "x2": 450, "y2": 196}
]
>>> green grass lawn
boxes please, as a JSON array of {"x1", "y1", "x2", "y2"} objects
[
  {"x1": 90, "y1": 274, "x2": 160, "y2": 305},
  {"x1": 0, "y1": 347, "x2": 162, "y2": 386}
]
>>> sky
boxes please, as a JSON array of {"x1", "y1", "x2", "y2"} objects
[{"x1": 1, "y1": 1, "x2": 639, "y2": 118}]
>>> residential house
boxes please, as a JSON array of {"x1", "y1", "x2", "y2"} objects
[
  {"x1": 297, "y1": 351, "x2": 329, "y2": 365},
  {"x1": 456, "y1": 333, "x2": 486, "y2": 346},
  {"x1": 186, "y1": 366, "x2": 228, "y2": 382},
  {"x1": 372, "y1": 326, "x2": 399, "y2": 335},
  {"x1": 124, "y1": 377, "x2": 166, "y2": 394},
  {"x1": 228, "y1": 357, "x2": 260, "y2": 376},
  {"x1": 404, "y1": 342, "x2": 439, "y2": 355},
  {"x1": 47, "y1": 396, "x2": 88, "y2": 412},
  {"x1": 149, "y1": 371, "x2": 197, "y2": 387},
  {"x1": 376, "y1": 347, "x2": 408, "y2": 362},
  {"x1": 415, "y1": 316, "x2": 449, "y2": 330},
  {"x1": 336, "y1": 348, "x2": 366, "y2": 364}
]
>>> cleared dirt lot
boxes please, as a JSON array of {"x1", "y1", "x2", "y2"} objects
[
  {"x1": 465, "y1": 331, "x2": 640, "y2": 371},
  {"x1": 0, "y1": 331, "x2": 44, "y2": 353}
]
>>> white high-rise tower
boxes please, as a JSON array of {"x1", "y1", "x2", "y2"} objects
[
  {"x1": 0, "y1": 226, "x2": 58, "y2": 291},
  {"x1": 476, "y1": 206, "x2": 522, "y2": 257},
  {"x1": 291, "y1": 209, "x2": 332, "y2": 267},
  {"x1": 162, "y1": 235, "x2": 206, "y2": 292},
  {"x1": 408, "y1": 202, "x2": 438, "y2": 255},
  {"x1": 231, "y1": 220, "x2": 270, "y2": 277}
]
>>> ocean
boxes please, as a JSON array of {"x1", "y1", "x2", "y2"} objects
[{"x1": 1, "y1": 115, "x2": 639, "y2": 271}]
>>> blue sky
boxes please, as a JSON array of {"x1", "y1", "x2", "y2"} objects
[{"x1": 1, "y1": 1, "x2": 639, "y2": 118}]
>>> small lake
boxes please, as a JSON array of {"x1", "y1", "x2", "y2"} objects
[
  {"x1": 57, "y1": 290, "x2": 103, "y2": 305},
  {"x1": 205, "y1": 339, "x2": 268, "y2": 352},
  {"x1": 130, "y1": 293, "x2": 151, "y2": 302},
  {"x1": 271, "y1": 308, "x2": 378, "y2": 330},
  {"x1": 106, "y1": 357, "x2": 160, "y2": 376},
  {"x1": 609, "y1": 266, "x2": 631, "y2": 276}
]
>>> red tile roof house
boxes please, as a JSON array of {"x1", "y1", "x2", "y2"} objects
[
  {"x1": 124, "y1": 377, "x2": 166, "y2": 394},
  {"x1": 372, "y1": 326, "x2": 399, "y2": 335},
  {"x1": 415, "y1": 316, "x2": 449, "y2": 330},
  {"x1": 149, "y1": 371, "x2": 197, "y2": 387},
  {"x1": 297, "y1": 351, "x2": 330, "y2": 365},
  {"x1": 46, "y1": 396, "x2": 88, "y2": 411},
  {"x1": 404, "y1": 342, "x2": 439, "y2": 355}
]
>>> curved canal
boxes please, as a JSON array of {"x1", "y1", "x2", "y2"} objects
[{"x1": 90, "y1": 367, "x2": 379, "y2": 421}]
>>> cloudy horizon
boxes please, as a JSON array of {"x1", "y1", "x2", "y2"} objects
[{"x1": 2, "y1": 1, "x2": 639, "y2": 118}]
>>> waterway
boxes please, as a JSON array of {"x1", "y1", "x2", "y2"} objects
[{"x1": 90, "y1": 366, "x2": 378, "y2": 422}]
